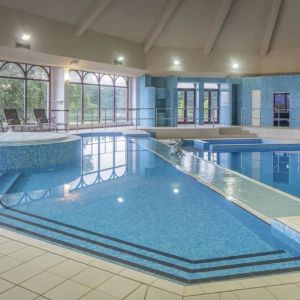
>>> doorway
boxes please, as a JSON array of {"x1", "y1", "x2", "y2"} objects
[
  {"x1": 177, "y1": 88, "x2": 196, "y2": 124},
  {"x1": 204, "y1": 84, "x2": 219, "y2": 124}
]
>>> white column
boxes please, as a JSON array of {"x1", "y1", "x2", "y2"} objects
[{"x1": 50, "y1": 67, "x2": 69, "y2": 125}]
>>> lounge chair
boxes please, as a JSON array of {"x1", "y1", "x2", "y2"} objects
[
  {"x1": 4, "y1": 109, "x2": 41, "y2": 131},
  {"x1": 0, "y1": 119, "x2": 7, "y2": 132},
  {"x1": 34, "y1": 109, "x2": 68, "y2": 132}
]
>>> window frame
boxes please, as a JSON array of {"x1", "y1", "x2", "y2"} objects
[
  {"x1": 69, "y1": 70, "x2": 129, "y2": 124},
  {"x1": 0, "y1": 60, "x2": 51, "y2": 120}
]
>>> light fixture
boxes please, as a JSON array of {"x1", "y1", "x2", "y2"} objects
[
  {"x1": 21, "y1": 34, "x2": 31, "y2": 41},
  {"x1": 117, "y1": 197, "x2": 124, "y2": 203},
  {"x1": 173, "y1": 60, "x2": 180, "y2": 66},
  {"x1": 232, "y1": 62, "x2": 239, "y2": 69},
  {"x1": 114, "y1": 56, "x2": 125, "y2": 65},
  {"x1": 173, "y1": 188, "x2": 179, "y2": 194}
]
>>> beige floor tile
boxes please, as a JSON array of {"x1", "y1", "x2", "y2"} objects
[
  {"x1": 146, "y1": 287, "x2": 181, "y2": 300},
  {"x1": 71, "y1": 267, "x2": 113, "y2": 289},
  {"x1": 239, "y1": 275, "x2": 282, "y2": 288},
  {"x1": 184, "y1": 294, "x2": 219, "y2": 300},
  {"x1": 0, "y1": 230, "x2": 24, "y2": 240},
  {"x1": 39, "y1": 244, "x2": 69, "y2": 255},
  {"x1": 201, "y1": 280, "x2": 244, "y2": 293},
  {"x1": 44, "y1": 280, "x2": 90, "y2": 300},
  {"x1": 21, "y1": 271, "x2": 66, "y2": 294},
  {"x1": 267, "y1": 283, "x2": 300, "y2": 300},
  {"x1": 0, "y1": 240, "x2": 27, "y2": 255},
  {"x1": 0, "y1": 286, "x2": 38, "y2": 300},
  {"x1": 64, "y1": 251, "x2": 95, "y2": 264},
  {"x1": 124, "y1": 284, "x2": 149, "y2": 300},
  {"x1": 0, "y1": 236, "x2": 10, "y2": 245},
  {"x1": 233, "y1": 287, "x2": 277, "y2": 300},
  {"x1": 97, "y1": 275, "x2": 141, "y2": 299},
  {"x1": 0, "y1": 256, "x2": 22, "y2": 274},
  {"x1": 276, "y1": 272, "x2": 300, "y2": 284},
  {"x1": 0, "y1": 278, "x2": 14, "y2": 293},
  {"x1": 119, "y1": 268, "x2": 157, "y2": 285},
  {"x1": 183, "y1": 284, "x2": 205, "y2": 296},
  {"x1": 28, "y1": 252, "x2": 66, "y2": 269},
  {"x1": 89, "y1": 259, "x2": 125, "y2": 274},
  {"x1": 80, "y1": 290, "x2": 119, "y2": 300},
  {"x1": 48, "y1": 259, "x2": 88, "y2": 278},
  {"x1": 34, "y1": 297, "x2": 50, "y2": 300},
  {"x1": 1, "y1": 262, "x2": 43, "y2": 284},
  {"x1": 220, "y1": 291, "x2": 239, "y2": 300},
  {"x1": 8, "y1": 245, "x2": 46, "y2": 262},
  {"x1": 151, "y1": 278, "x2": 184, "y2": 295}
]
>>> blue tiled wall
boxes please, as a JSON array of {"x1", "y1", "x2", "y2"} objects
[
  {"x1": 239, "y1": 74, "x2": 300, "y2": 128},
  {"x1": 137, "y1": 73, "x2": 300, "y2": 128}
]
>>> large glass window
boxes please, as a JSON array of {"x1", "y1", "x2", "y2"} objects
[
  {"x1": 0, "y1": 61, "x2": 50, "y2": 121},
  {"x1": 69, "y1": 70, "x2": 129, "y2": 124}
]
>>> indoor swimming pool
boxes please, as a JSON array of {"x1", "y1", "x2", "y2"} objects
[
  {"x1": 182, "y1": 139, "x2": 300, "y2": 198},
  {"x1": 1, "y1": 134, "x2": 300, "y2": 284}
]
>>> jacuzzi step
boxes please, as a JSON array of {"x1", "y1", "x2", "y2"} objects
[{"x1": 0, "y1": 173, "x2": 22, "y2": 196}]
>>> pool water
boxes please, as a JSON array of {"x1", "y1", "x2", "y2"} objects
[
  {"x1": 182, "y1": 143, "x2": 300, "y2": 198},
  {"x1": 1, "y1": 135, "x2": 300, "y2": 284}
]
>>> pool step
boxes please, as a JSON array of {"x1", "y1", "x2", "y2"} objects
[
  {"x1": 1, "y1": 208, "x2": 300, "y2": 284},
  {"x1": 0, "y1": 173, "x2": 22, "y2": 196}
]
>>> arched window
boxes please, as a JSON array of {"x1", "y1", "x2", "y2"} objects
[
  {"x1": 70, "y1": 70, "x2": 82, "y2": 83},
  {"x1": 83, "y1": 73, "x2": 98, "y2": 85},
  {"x1": 27, "y1": 66, "x2": 49, "y2": 80},
  {"x1": 68, "y1": 70, "x2": 129, "y2": 124},
  {"x1": 0, "y1": 62, "x2": 25, "y2": 78},
  {"x1": 100, "y1": 75, "x2": 113, "y2": 86},
  {"x1": 115, "y1": 76, "x2": 127, "y2": 87},
  {"x1": 0, "y1": 61, "x2": 50, "y2": 121}
]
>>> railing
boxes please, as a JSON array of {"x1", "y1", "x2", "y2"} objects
[
  {"x1": 241, "y1": 108, "x2": 300, "y2": 128},
  {"x1": 70, "y1": 107, "x2": 220, "y2": 131}
]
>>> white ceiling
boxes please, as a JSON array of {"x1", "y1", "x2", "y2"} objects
[{"x1": 0, "y1": 0, "x2": 299, "y2": 55}]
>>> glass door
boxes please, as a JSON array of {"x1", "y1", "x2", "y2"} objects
[
  {"x1": 204, "y1": 89, "x2": 219, "y2": 123},
  {"x1": 177, "y1": 89, "x2": 195, "y2": 124}
]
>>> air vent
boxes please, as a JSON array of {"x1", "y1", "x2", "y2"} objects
[{"x1": 15, "y1": 42, "x2": 31, "y2": 50}]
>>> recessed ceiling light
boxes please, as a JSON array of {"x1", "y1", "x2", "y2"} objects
[
  {"x1": 232, "y1": 63, "x2": 239, "y2": 69},
  {"x1": 173, "y1": 60, "x2": 180, "y2": 66},
  {"x1": 21, "y1": 34, "x2": 31, "y2": 41}
]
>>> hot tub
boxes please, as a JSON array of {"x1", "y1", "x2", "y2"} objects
[{"x1": 0, "y1": 132, "x2": 81, "y2": 171}]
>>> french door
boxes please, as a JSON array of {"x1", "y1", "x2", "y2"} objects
[
  {"x1": 204, "y1": 89, "x2": 219, "y2": 123},
  {"x1": 177, "y1": 89, "x2": 195, "y2": 124}
]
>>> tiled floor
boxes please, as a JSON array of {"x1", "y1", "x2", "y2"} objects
[{"x1": 0, "y1": 228, "x2": 299, "y2": 299}]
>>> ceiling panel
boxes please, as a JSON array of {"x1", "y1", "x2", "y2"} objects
[
  {"x1": 214, "y1": 0, "x2": 273, "y2": 52},
  {"x1": 0, "y1": 0, "x2": 93, "y2": 24},
  {"x1": 90, "y1": 0, "x2": 167, "y2": 43},
  {"x1": 271, "y1": 0, "x2": 300, "y2": 49},
  {"x1": 155, "y1": 0, "x2": 219, "y2": 48}
]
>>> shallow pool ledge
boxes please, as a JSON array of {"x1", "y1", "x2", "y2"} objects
[{"x1": 272, "y1": 217, "x2": 300, "y2": 244}]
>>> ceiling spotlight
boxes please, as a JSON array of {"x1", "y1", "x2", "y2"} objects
[
  {"x1": 114, "y1": 56, "x2": 125, "y2": 65},
  {"x1": 173, "y1": 60, "x2": 180, "y2": 66},
  {"x1": 232, "y1": 63, "x2": 239, "y2": 69},
  {"x1": 21, "y1": 34, "x2": 31, "y2": 41}
]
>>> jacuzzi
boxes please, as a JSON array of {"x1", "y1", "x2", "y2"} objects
[{"x1": 0, "y1": 132, "x2": 81, "y2": 171}]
